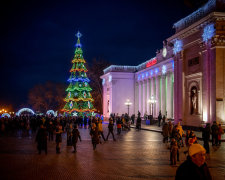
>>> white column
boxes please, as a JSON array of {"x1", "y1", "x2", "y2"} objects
[
  {"x1": 135, "y1": 82, "x2": 139, "y2": 116},
  {"x1": 146, "y1": 79, "x2": 150, "y2": 115},
  {"x1": 109, "y1": 84, "x2": 112, "y2": 115},
  {"x1": 103, "y1": 85, "x2": 107, "y2": 117},
  {"x1": 161, "y1": 75, "x2": 166, "y2": 116},
  {"x1": 151, "y1": 77, "x2": 155, "y2": 117},
  {"x1": 172, "y1": 73, "x2": 174, "y2": 119},
  {"x1": 138, "y1": 82, "x2": 142, "y2": 116},
  {"x1": 143, "y1": 80, "x2": 146, "y2": 115},
  {"x1": 166, "y1": 72, "x2": 172, "y2": 119},
  {"x1": 156, "y1": 76, "x2": 161, "y2": 117}
]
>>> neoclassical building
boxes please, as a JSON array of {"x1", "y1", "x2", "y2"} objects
[{"x1": 101, "y1": 0, "x2": 225, "y2": 127}]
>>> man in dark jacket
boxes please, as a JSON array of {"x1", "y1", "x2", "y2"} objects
[
  {"x1": 35, "y1": 125, "x2": 48, "y2": 154},
  {"x1": 162, "y1": 122, "x2": 169, "y2": 143},
  {"x1": 158, "y1": 111, "x2": 162, "y2": 127},
  {"x1": 106, "y1": 118, "x2": 116, "y2": 141},
  {"x1": 175, "y1": 144, "x2": 212, "y2": 180},
  {"x1": 202, "y1": 123, "x2": 211, "y2": 157},
  {"x1": 211, "y1": 121, "x2": 219, "y2": 146},
  {"x1": 72, "y1": 125, "x2": 81, "y2": 153}
]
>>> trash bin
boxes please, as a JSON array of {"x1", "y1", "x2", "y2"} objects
[{"x1": 146, "y1": 119, "x2": 150, "y2": 125}]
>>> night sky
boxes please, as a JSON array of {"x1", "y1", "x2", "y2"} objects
[{"x1": 0, "y1": 0, "x2": 206, "y2": 109}]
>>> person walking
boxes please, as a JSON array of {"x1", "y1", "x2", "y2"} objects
[
  {"x1": 158, "y1": 111, "x2": 162, "y2": 127},
  {"x1": 116, "y1": 117, "x2": 122, "y2": 135},
  {"x1": 136, "y1": 114, "x2": 141, "y2": 130},
  {"x1": 162, "y1": 122, "x2": 169, "y2": 143},
  {"x1": 90, "y1": 124, "x2": 100, "y2": 150},
  {"x1": 168, "y1": 121, "x2": 173, "y2": 141},
  {"x1": 48, "y1": 121, "x2": 54, "y2": 141},
  {"x1": 55, "y1": 125, "x2": 63, "y2": 154},
  {"x1": 218, "y1": 124, "x2": 224, "y2": 145},
  {"x1": 35, "y1": 124, "x2": 48, "y2": 154},
  {"x1": 185, "y1": 130, "x2": 191, "y2": 147},
  {"x1": 131, "y1": 114, "x2": 135, "y2": 125},
  {"x1": 66, "y1": 123, "x2": 73, "y2": 146},
  {"x1": 98, "y1": 119, "x2": 106, "y2": 141},
  {"x1": 106, "y1": 119, "x2": 116, "y2": 141},
  {"x1": 202, "y1": 123, "x2": 211, "y2": 159},
  {"x1": 72, "y1": 125, "x2": 81, "y2": 153},
  {"x1": 175, "y1": 144, "x2": 212, "y2": 180},
  {"x1": 211, "y1": 121, "x2": 219, "y2": 146},
  {"x1": 177, "y1": 122, "x2": 184, "y2": 147},
  {"x1": 171, "y1": 141, "x2": 179, "y2": 165}
]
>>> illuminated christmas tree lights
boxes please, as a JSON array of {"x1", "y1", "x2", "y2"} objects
[{"x1": 62, "y1": 32, "x2": 96, "y2": 116}]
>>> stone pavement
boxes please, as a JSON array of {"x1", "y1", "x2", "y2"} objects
[{"x1": 0, "y1": 124, "x2": 224, "y2": 180}]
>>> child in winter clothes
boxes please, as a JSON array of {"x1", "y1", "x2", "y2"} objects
[
  {"x1": 171, "y1": 141, "x2": 179, "y2": 165},
  {"x1": 116, "y1": 118, "x2": 122, "y2": 135},
  {"x1": 170, "y1": 138, "x2": 179, "y2": 164},
  {"x1": 188, "y1": 131, "x2": 197, "y2": 145}
]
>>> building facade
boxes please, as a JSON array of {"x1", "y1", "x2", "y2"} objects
[{"x1": 101, "y1": 0, "x2": 225, "y2": 127}]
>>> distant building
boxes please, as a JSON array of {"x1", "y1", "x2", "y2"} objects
[{"x1": 101, "y1": 0, "x2": 225, "y2": 127}]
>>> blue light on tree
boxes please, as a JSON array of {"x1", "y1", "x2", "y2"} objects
[
  {"x1": 70, "y1": 101, "x2": 73, "y2": 109},
  {"x1": 173, "y1": 39, "x2": 183, "y2": 55},
  {"x1": 75, "y1": 31, "x2": 82, "y2": 47},
  {"x1": 202, "y1": 24, "x2": 215, "y2": 42},
  {"x1": 68, "y1": 77, "x2": 90, "y2": 83},
  {"x1": 76, "y1": 31, "x2": 82, "y2": 38}
]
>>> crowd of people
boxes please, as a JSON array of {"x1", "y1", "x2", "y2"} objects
[
  {"x1": 0, "y1": 113, "x2": 134, "y2": 154},
  {"x1": 160, "y1": 118, "x2": 224, "y2": 180},
  {"x1": 0, "y1": 112, "x2": 224, "y2": 179},
  {"x1": 161, "y1": 120, "x2": 224, "y2": 166}
]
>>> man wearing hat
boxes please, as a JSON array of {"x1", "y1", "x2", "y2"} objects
[{"x1": 175, "y1": 143, "x2": 212, "y2": 180}]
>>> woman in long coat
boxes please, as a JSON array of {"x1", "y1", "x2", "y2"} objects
[
  {"x1": 90, "y1": 124, "x2": 100, "y2": 150},
  {"x1": 72, "y1": 126, "x2": 81, "y2": 152}
]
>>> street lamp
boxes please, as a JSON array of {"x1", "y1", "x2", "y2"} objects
[
  {"x1": 124, "y1": 99, "x2": 132, "y2": 116},
  {"x1": 148, "y1": 95, "x2": 157, "y2": 116}
]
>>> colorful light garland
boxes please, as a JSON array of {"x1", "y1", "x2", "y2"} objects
[{"x1": 62, "y1": 32, "x2": 96, "y2": 115}]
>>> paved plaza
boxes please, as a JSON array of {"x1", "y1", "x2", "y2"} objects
[{"x1": 0, "y1": 124, "x2": 225, "y2": 180}]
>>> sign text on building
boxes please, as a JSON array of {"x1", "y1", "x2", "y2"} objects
[{"x1": 146, "y1": 58, "x2": 157, "y2": 68}]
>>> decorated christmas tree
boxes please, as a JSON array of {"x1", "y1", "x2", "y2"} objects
[{"x1": 62, "y1": 32, "x2": 96, "y2": 116}]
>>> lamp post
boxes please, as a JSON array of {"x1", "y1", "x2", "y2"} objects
[
  {"x1": 148, "y1": 95, "x2": 157, "y2": 117},
  {"x1": 124, "y1": 99, "x2": 132, "y2": 116}
]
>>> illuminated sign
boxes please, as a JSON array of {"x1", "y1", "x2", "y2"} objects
[{"x1": 146, "y1": 58, "x2": 157, "y2": 68}]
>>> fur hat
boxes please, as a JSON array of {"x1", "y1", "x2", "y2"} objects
[{"x1": 189, "y1": 144, "x2": 206, "y2": 157}]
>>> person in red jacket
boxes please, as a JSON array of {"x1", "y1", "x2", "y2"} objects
[{"x1": 218, "y1": 124, "x2": 224, "y2": 145}]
